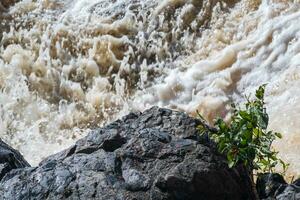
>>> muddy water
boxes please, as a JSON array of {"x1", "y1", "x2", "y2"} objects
[{"x1": 0, "y1": 0, "x2": 300, "y2": 177}]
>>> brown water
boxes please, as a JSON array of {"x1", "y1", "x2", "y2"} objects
[{"x1": 0, "y1": 0, "x2": 300, "y2": 178}]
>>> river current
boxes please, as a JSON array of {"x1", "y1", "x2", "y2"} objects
[{"x1": 0, "y1": 0, "x2": 300, "y2": 177}]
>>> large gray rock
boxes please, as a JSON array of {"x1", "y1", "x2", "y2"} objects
[
  {"x1": 0, "y1": 107, "x2": 254, "y2": 200},
  {"x1": 0, "y1": 139, "x2": 30, "y2": 180}
]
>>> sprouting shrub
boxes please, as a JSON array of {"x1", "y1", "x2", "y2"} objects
[{"x1": 197, "y1": 85, "x2": 288, "y2": 173}]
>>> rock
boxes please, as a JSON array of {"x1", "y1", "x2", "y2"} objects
[
  {"x1": 0, "y1": 139, "x2": 30, "y2": 180},
  {"x1": 274, "y1": 178, "x2": 300, "y2": 200},
  {"x1": 123, "y1": 169, "x2": 150, "y2": 191},
  {"x1": 0, "y1": 107, "x2": 255, "y2": 200},
  {"x1": 256, "y1": 173, "x2": 287, "y2": 199},
  {"x1": 293, "y1": 178, "x2": 300, "y2": 186},
  {"x1": 257, "y1": 173, "x2": 300, "y2": 200}
]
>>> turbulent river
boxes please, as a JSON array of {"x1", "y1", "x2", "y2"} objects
[{"x1": 0, "y1": 0, "x2": 300, "y2": 177}]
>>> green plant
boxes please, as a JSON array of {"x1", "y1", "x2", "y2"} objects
[{"x1": 197, "y1": 85, "x2": 288, "y2": 173}]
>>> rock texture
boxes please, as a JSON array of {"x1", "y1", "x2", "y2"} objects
[
  {"x1": 257, "y1": 173, "x2": 300, "y2": 200},
  {"x1": 0, "y1": 107, "x2": 254, "y2": 200},
  {"x1": 0, "y1": 139, "x2": 30, "y2": 180}
]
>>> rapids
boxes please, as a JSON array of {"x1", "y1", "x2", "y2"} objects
[{"x1": 0, "y1": 0, "x2": 300, "y2": 178}]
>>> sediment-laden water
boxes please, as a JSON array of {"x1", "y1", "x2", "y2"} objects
[{"x1": 0, "y1": 0, "x2": 300, "y2": 177}]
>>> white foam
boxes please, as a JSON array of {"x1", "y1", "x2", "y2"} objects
[{"x1": 0, "y1": 0, "x2": 300, "y2": 178}]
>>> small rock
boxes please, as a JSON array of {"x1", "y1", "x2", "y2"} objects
[{"x1": 123, "y1": 169, "x2": 150, "y2": 191}]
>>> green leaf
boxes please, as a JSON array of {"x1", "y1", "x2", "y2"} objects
[
  {"x1": 258, "y1": 113, "x2": 269, "y2": 129},
  {"x1": 261, "y1": 159, "x2": 269, "y2": 166},
  {"x1": 218, "y1": 120, "x2": 228, "y2": 132},
  {"x1": 239, "y1": 111, "x2": 252, "y2": 121},
  {"x1": 227, "y1": 151, "x2": 234, "y2": 162},
  {"x1": 255, "y1": 84, "x2": 267, "y2": 100},
  {"x1": 275, "y1": 132, "x2": 282, "y2": 139},
  {"x1": 228, "y1": 160, "x2": 235, "y2": 168}
]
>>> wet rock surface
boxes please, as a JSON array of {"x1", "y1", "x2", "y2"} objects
[
  {"x1": 257, "y1": 173, "x2": 300, "y2": 200},
  {"x1": 0, "y1": 139, "x2": 30, "y2": 180},
  {"x1": 0, "y1": 107, "x2": 254, "y2": 200}
]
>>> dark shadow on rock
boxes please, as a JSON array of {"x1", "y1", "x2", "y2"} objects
[{"x1": 0, "y1": 139, "x2": 30, "y2": 180}]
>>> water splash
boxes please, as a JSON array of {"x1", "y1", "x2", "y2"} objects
[{"x1": 0, "y1": 0, "x2": 300, "y2": 178}]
